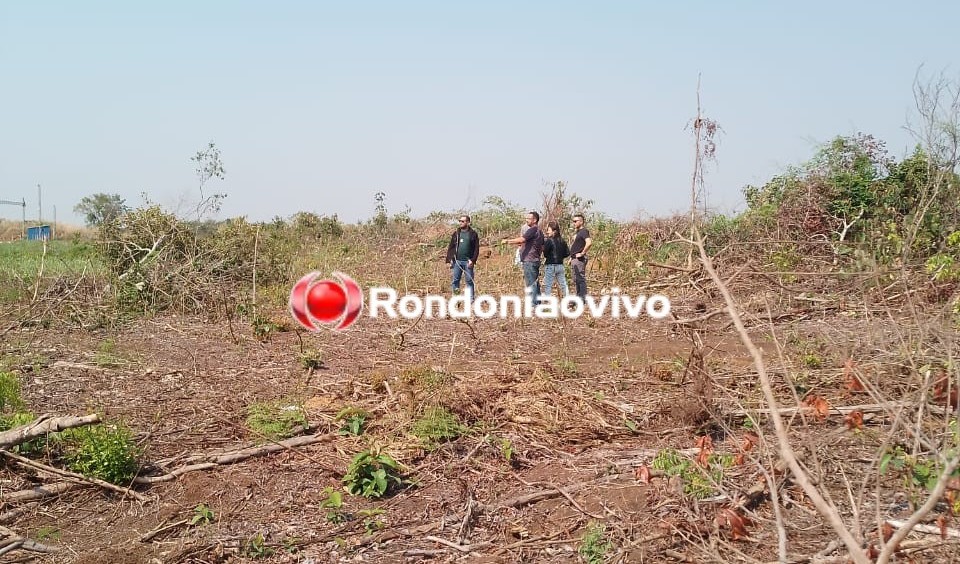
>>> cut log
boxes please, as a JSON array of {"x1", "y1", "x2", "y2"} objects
[{"x1": 0, "y1": 414, "x2": 100, "y2": 450}]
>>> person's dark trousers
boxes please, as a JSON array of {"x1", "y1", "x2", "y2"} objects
[
  {"x1": 571, "y1": 257, "x2": 588, "y2": 299},
  {"x1": 451, "y1": 260, "x2": 475, "y2": 301},
  {"x1": 522, "y1": 260, "x2": 541, "y2": 302}
]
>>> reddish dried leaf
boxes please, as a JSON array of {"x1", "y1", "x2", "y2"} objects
[
  {"x1": 933, "y1": 372, "x2": 959, "y2": 408},
  {"x1": 882, "y1": 521, "x2": 894, "y2": 542},
  {"x1": 716, "y1": 508, "x2": 751, "y2": 540},
  {"x1": 695, "y1": 435, "x2": 713, "y2": 467},
  {"x1": 734, "y1": 453, "x2": 745, "y2": 466},
  {"x1": 938, "y1": 514, "x2": 949, "y2": 540},
  {"x1": 865, "y1": 543, "x2": 880, "y2": 560},
  {"x1": 635, "y1": 465, "x2": 651, "y2": 484},
  {"x1": 843, "y1": 358, "x2": 865, "y2": 392},
  {"x1": 802, "y1": 395, "x2": 830, "y2": 421},
  {"x1": 843, "y1": 410, "x2": 864, "y2": 430},
  {"x1": 741, "y1": 432, "x2": 759, "y2": 452}
]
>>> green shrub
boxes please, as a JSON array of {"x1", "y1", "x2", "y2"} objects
[
  {"x1": 64, "y1": 424, "x2": 140, "y2": 485},
  {"x1": 342, "y1": 450, "x2": 403, "y2": 498}
]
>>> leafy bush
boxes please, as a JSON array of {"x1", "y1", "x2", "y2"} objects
[
  {"x1": 342, "y1": 450, "x2": 403, "y2": 498},
  {"x1": 63, "y1": 424, "x2": 140, "y2": 485}
]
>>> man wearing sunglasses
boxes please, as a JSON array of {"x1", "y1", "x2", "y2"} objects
[{"x1": 446, "y1": 215, "x2": 480, "y2": 301}]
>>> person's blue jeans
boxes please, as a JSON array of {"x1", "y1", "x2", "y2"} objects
[
  {"x1": 451, "y1": 260, "x2": 475, "y2": 300},
  {"x1": 542, "y1": 263, "x2": 569, "y2": 299},
  {"x1": 522, "y1": 260, "x2": 541, "y2": 302}
]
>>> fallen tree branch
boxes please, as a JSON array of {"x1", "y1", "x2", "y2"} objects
[
  {"x1": 0, "y1": 414, "x2": 100, "y2": 450},
  {"x1": 885, "y1": 519, "x2": 960, "y2": 539},
  {"x1": 0, "y1": 503, "x2": 37, "y2": 525},
  {"x1": 134, "y1": 432, "x2": 337, "y2": 484},
  {"x1": 0, "y1": 449, "x2": 149, "y2": 502},
  {"x1": 729, "y1": 402, "x2": 914, "y2": 418},
  {"x1": 0, "y1": 525, "x2": 59, "y2": 555},
  {"x1": 0, "y1": 482, "x2": 80, "y2": 506}
]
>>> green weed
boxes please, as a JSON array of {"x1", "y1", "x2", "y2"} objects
[
  {"x1": 579, "y1": 521, "x2": 614, "y2": 564},
  {"x1": 410, "y1": 406, "x2": 467, "y2": 448},
  {"x1": 0, "y1": 371, "x2": 24, "y2": 412},
  {"x1": 190, "y1": 503, "x2": 216, "y2": 526},
  {"x1": 336, "y1": 407, "x2": 369, "y2": 436},
  {"x1": 245, "y1": 401, "x2": 307, "y2": 441}
]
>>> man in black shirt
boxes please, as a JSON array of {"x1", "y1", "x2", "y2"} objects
[
  {"x1": 569, "y1": 213, "x2": 592, "y2": 300},
  {"x1": 501, "y1": 211, "x2": 544, "y2": 302},
  {"x1": 446, "y1": 215, "x2": 480, "y2": 301}
]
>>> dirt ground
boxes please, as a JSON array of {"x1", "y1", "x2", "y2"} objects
[{"x1": 3, "y1": 259, "x2": 960, "y2": 563}]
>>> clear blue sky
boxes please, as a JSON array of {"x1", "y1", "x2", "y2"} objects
[{"x1": 1, "y1": 1, "x2": 957, "y2": 226}]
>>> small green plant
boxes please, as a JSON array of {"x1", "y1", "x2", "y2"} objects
[
  {"x1": 651, "y1": 448, "x2": 733, "y2": 499},
  {"x1": 190, "y1": 503, "x2": 216, "y2": 526},
  {"x1": 94, "y1": 338, "x2": 129, "y2": 368},
  {"x1": 342, "y1": 449, "x2": 403, "y2": 499},
  {"x1": 246, "y1": 401, "x2": 307, "y2": 441},
  {"x1": 0, "y1": 371, "x2": 25, "y2": 412},
  {"x1": 320, "y1": 486, "x2": 348, "y2": 523},
  {"x1": 298, "y1": 348, "x2": 324, "y2": 370},
  {"x1": 801, "y1": 353, "x2": 824, "y2": 369},
  {"x1": 554, "y1": 356, "x2": 578, "y2": 376},
  {"x1": 410, "y1": 406, "x2": 467, "y2": 448},
  {"x1": 879, "y1": 444, "x2": 960, "y2": 506},
  {"x1": 251, "y1": 314, "x2": 280, "y2": 342},
  {"x1": 358, "y1": 508, "x2": 386, "y2": 535},
  {"x1": 399, "y1": 365, "x2": 451, "y2": 393},
  {"x1": 63, "y1": 424, "x2": 140, "y2": 485},
  {"x1": 35, "y1": 526, "x2": 61, "y2": 541},
  {"x1": 335, "y1": 407, "x2": 369, "y2": 436},
  {"x1": 579, "y1": 521, "x2": 614, "y2": 564},
  {"x1": 499, "y1": 437, "x2": 513, "y2": 462},
  {"x1": 243, "y1": 532, "x2": 275, "y2": 559}
]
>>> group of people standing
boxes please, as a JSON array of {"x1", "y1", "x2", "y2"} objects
[{"x1": 445, "y1": 211, "x2": 592, "y2": 303}]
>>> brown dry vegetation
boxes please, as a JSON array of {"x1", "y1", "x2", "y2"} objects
[{"x1": 1, "y1": 206, "x2": 958, "y2": 564}]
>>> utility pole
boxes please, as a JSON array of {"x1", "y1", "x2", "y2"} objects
[
  {"x1": 0, "y1": 198, "x2": 27, "y2": 238},
  {"x1": 37, "y1": 184, "x2": 42, "y2": 224},
  {"x1": 53, "y1": 205, "x2": 57, "y2": 239}
]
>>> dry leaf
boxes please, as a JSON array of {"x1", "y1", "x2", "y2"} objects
[
  {"x1": 938, "y1": 514, "x2": 949, "y2": 540},
  {"x1": 934, "y1": 372, "x2": 959, "y2": 408},
  {"x1": 802, "y1": 395, "x2": 830, "y2": 421},
  {"x1": 716, "y1": 508, "x2": 751, "y2": 540},
  {"x1": 881, "y1": 521, "x2": 894, "y2": 542},
  {"x1": 734, "y1": 453, "x2": 745, "y2": 466},
  {"x1": 843, "y1": 357, "x2": 865, "y2": 392},
  {"x1": 695, "y1": 435, "x2": 714, "y2": 467},
  {"x1": 843, "y1": 410, "x2": 864, "y2": 430},
  {"x1": 741, "y1": 432, "x2": 759, "y2": 452},
  {"x1": 635, "y1": 465, "x2": 651, "y2": 484}
]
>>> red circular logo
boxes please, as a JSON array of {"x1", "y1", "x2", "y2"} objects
[{"x1": 289, "y1": 271, "x2": 363, "y2": 331}]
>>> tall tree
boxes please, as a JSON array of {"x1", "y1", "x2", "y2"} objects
[{"x1": 74, "y1": 193, "x2": 129, "y2": 226}]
